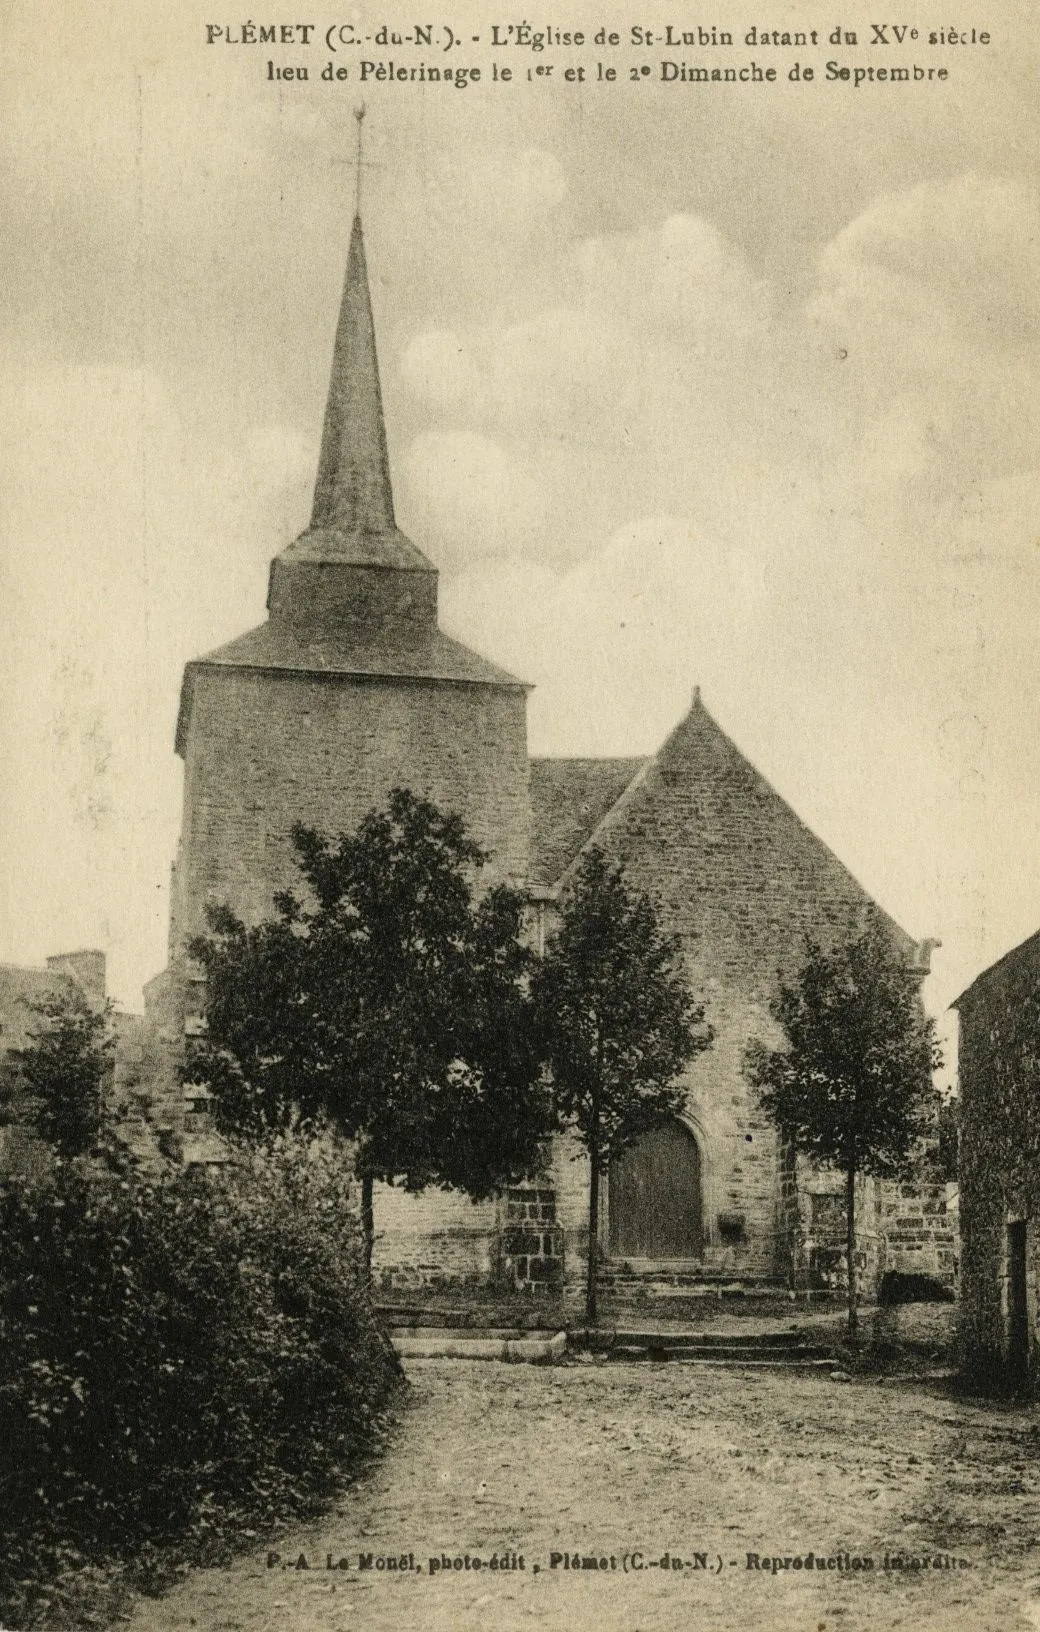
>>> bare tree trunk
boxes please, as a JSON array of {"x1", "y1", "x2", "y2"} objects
[
  {"x1": 587, "y1": 1151, "x2": 600, "y2": 1328},
  {"x1": 361, "y1": 1171, "x2": 375, "y2": 1278},
  {"x1": 845, "y1": 1163, "x2": 858, "y2": 1339},
  {"x1": 586, "y1": 1092, "x2": 601, "y2": 1329}
]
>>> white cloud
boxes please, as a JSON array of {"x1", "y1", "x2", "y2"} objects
[
  {"x1": 810, "y1": 174, "x2": 1040, "y2": 484},
  {"x1": 401, "y1": 330, "x2": 484, "y2": 414},
  {"x1": 403, "y1": 430, "x2": 548, "y2": 563},
  {"x1": 570, "y1": 212, "x2": 773, "y2": 342}
]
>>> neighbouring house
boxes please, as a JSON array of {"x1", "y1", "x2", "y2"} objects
[
  {"x1": 141, "y1": 207, "x2": 953, "y2": 1311},
  {"x1": 0, "y1": 951, "x2": 162, "y2": 1169},
  {"x1": 955, "y1": 930, "x2": 1040, "y2": 1387}
]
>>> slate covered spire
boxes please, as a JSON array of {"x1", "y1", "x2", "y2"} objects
[
  {"x1": 262, "y1": 204, "x2": 437, "y2": 642},
  {"x1": 310, "y1": 213, "x2": 396, "y2": 536}
]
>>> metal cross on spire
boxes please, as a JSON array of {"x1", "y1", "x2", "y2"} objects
[
  {"x1": 332, "y1": 105, "x2": 381, "y2": 218},
  {"x1": 353, "y1": 103, "x2": 366, "y2": 215}
]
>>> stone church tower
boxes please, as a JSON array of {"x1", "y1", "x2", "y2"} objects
[{"x1": 168, "y1": 215, "x2": 530, "y2": 959}]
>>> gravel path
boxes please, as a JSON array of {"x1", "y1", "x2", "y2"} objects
[{"x1": 124, "y1": 1356, "x2": 1040, "y2": 1632}]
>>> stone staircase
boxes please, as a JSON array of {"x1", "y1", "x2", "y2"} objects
[
  {"x1": 599, "y1": 1264, "x2": 787, "y2": 1296},
  {"x1": 596, "y1": 1263, "x2": 844, "y2": 1330},
  {"x1": 577, "y1": 1328, "x2": 841, "y2": 1370}
]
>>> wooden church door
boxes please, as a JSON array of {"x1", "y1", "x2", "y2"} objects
[{"x1": 608, "y1": 1119, "x2": 704, "y2": 1259}]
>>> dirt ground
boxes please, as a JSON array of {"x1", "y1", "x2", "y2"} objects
[{"x1": 124, "y1": 1354, "x2": 1040, "y2": 1632}]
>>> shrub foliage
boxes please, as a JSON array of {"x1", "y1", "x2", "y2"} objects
[
  {"x1": 17, "y1": 988, "x2": 114, "y2": 1159},
  {"x1": 0, "y1": 1136, "x2": 402, "y2": 1626}
]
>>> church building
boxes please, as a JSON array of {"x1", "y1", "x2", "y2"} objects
[{"x1": 153, "y1": 208, "x2": 950, "y2": 1310}]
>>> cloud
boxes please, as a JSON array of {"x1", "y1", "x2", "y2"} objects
[
  {"x1": 570, "y1": 212, "x2": 773, "y2": 341},
  {"x1": 441, "y1": 514, "x2": 772, "y2": 756},
  {"x1": 0, "y1": 367, "x2": 313, "y2": 995},
  {"x1": 810, "y1": 174, "x2": 1040, "y2": 485},
  {"x1": 396, "y1": 207, "x2": 795, "y2": 579},
  {"x1": 402, "y1": 430, "x2": 548, "y2": 563},
  {"x1": 816, "y1": 173, "x2": 1040, "y2": 342}
]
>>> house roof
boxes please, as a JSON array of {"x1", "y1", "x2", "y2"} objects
[{"x1": 952, "y1": 927, "x2": 1040, "y2": 1011}]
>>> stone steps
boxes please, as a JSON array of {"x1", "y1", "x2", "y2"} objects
[
  {"x1": 599, "y1": 1268, "x2": 787, "y2": 1287},
  {"x1": 608, "y1": 1351, "x2": 835, "y2": 1371},
  {"x1": 575, "y1": 1329, "x2": 840, "y2": 1369},
  {"x1": 391, "y1": 1328, "x2": 568, "y2": 1363}
]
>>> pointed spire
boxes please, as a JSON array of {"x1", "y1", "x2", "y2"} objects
[{"x1": 310, "y1": 213, "x2": 396, "y2": 535}]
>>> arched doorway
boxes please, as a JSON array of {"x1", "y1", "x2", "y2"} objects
[{"x1": 608, "y1": 1119, "x2": 704, "y2": 1259}]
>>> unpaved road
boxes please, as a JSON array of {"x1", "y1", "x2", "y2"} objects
[{"x1": 125, "y1": 1357, "x2": 1040, "y2": 1632}]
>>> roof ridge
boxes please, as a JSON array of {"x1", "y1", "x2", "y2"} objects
[
  {"x1": 548, "y1": 756, "x2": 656, "y2": 889},
  {"x1": 952, "y1": 926, "x2": 1040, "y2": 1009},
  {"x1": 687, "y1": 698, "x2": 917, "y2": 951}
]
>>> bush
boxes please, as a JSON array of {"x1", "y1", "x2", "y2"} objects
[{"x1": 0, "y1": 1135, "x2": 402, "y2": 1626}]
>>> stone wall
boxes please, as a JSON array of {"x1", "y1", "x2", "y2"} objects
[
  {"x1": 370, "y1": 1183, "x2": 500, "y2": 1292},
  {"x1": 496, "y1": 1187, "x2": 564, "y2": 1290},
  {"x1": 786, "y1": 1161, "x2": 956, "y2": 1297},
  {"x1": 957, "y1": 932, "x2": 1040, "y2": 1386},
  {"x1": 172, "y1": 667, "x2": 530, "y2": 954},
  {"x1": 878, "y1": 1178, "x2": 958, "y2": 1285}
]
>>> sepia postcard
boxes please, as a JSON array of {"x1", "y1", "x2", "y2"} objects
[{"x1": 1, "y1": 0, "x2": 1039, "y2": 1627}]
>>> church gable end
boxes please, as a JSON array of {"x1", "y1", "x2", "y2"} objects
[{"x1": 555, "y1": 691, "x2": 914, "y2": 990}]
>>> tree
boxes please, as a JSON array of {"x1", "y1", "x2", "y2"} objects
[
  {"x1": 532, "y1": 847, "x2": 712, "y2": 1326},
  {"x1": 746, "y1": 918, "x2": 942, "y2": 1336},
  {"x1": 17, "y1": 987, "x2": 113, "y2": 1159},
  {"x1": 187, "y1": 788, "x2": 554, "y2": 1268}
]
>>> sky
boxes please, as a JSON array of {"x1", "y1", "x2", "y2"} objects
[{"x1": 0, "y1": 0, "x2": 1038, "y2": 1032}]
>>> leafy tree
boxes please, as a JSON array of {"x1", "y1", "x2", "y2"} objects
[
  {"x1": 532, "y1": 847, "x2": 712, "y2": 1326},
  {"x1": 187, "y1": 788, "x2": 553, "y2": 1267},
  {"x1": 746, "y1": 918, "x2": 942, "y2": 1335},
  {"x1": 17, "y1": 988, "x2": 113, "y2": 1159}
]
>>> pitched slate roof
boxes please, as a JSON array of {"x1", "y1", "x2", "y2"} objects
[
  {"x1": 529, "y1": 757, "x2": 647, "y2": 887},
  {"x1": 185, "y1": 621, "x2": 524, "y2": 687},
  {"x1": 953, "y1": 928, "x2": 1040, "y2": 1011},
  {"x1": 176, "y1": 624, "x2": 528, "y2": 756}
]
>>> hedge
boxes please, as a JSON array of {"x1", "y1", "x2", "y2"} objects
[{"x1": 0, "y1": 1135, "x2": 403, "y2": 1626}]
